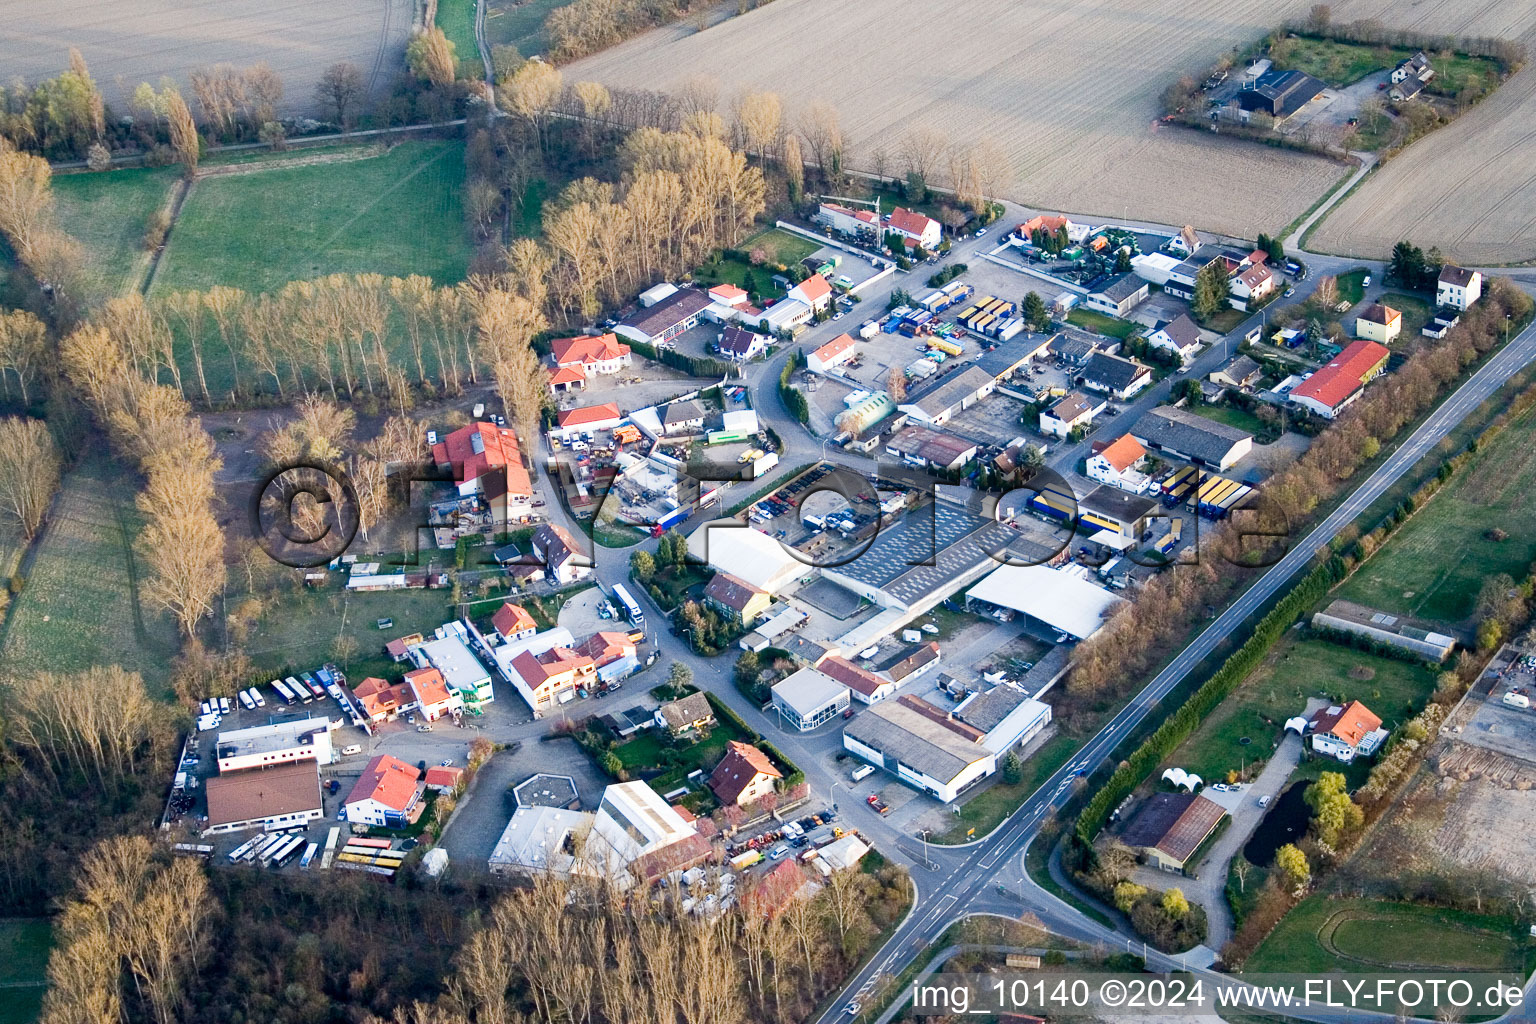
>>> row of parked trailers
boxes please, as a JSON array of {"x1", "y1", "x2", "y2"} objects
[
  {"x1": 222, "y1": 828, "x2": 404, "y2": 877},
  {"x1": 953, "y1": 295, "x2": 1022, "y2": 340},
  {"x1": 915, "y1": 280, "x2": 974, "y2": 313},
  {"x1": 1159, "y1": 466, "x2": 1253, "y2": 519},
  {"x1": 1024, "y1": 484, "x2": 1183, "y2": 557}
]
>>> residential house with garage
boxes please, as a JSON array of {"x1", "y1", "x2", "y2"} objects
[
  {"x1": 575, "y1": 631, "x2": 639, "y2": 683},
  {"x1": 352, "y1": 676, "x2": 416, "y2": 723},
  {"x1": 1437, "y1": 265, "x2": 1482, "y2": 310},
  {"x1": 1229, "y1": 260, "x2": 1276, "y2": 311},
  {"x1": 344, "y1": 755, "x2": 424, "y2": 828},
  {"x1": 660, "y1": 399, "x2": 707, "y2": 435},
  {"x1": 1145, "y1": 314, "x2": 1203, "y2": 365},
  {"x1": 406, "y1": 666, "x2": 462, "y2": 722},
  {"x1": 1208, "y1": 354, "x2": 1263, "y2": 391},
  {"x1": 1040, "y1": 390, "x2": 1107, "y2": 439},
  {"x1": 718, "y1": 324, "x2": 767, "y2": 361},
  {"x1": 1079, "y1": 352, "x2": 1152, "y2": 400},
  {"x1": 550, "y1": 333, "x2": 631, "y2": 378},
  {"x1": 1086, "y1": 434, "x2": 1150, "y2": 493},
  {"x1": 491, "y1": 602, "x2": 538, "y2": 642},
  {"x1": 788, "y1": 273, "x2": 834, "y2": 313},
  {"x1": 817, "y1": 654, "x2": 897, "y2": 705},
  {"x1": 510, "y1": 645, "x2": 597, "y2": 712},
  {"x1": 708, "y1": 740, "x2": 783, "y2": 807}
]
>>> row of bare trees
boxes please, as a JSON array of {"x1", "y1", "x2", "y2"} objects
[
  {"x1": 1065, "y1": 278, "x2": 1535, "y2": 703},
  {"x1": 0, "y1": 138, "x2": 87, "y2": 305},
  {"x1": 60, "y1": 316, "x2": 225, "y2": 636},
  {"x1": 5, "y1": 666, "x2": 168, "y2": 796},
  {"x1": 392, "y1": 863, "x2": 907, "y2": 1024},
  {"x1": 41, "y1": 836, "x2": 213, "y2": 1024}
]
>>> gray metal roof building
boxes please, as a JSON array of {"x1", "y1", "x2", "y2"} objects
[{"x1": 1130, "y1": 405, "x2": 1253, "y2": 470}]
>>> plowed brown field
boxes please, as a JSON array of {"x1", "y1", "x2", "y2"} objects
[
  {"x1": 564, "y1": 0, "x2": 1348, "y2": 238},
  {"x1": 2, "y1": 0, "x2": 414, "y2": 117},
  {"x1": 1306, "y1": 0, "x2": 1536, "y2": 263}
]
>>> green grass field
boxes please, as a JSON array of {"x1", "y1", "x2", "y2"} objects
[
  {"x1": 934, "y1": 732, "x2": 1077, "y2": 843},
  {"x1": 0, "y1": 917, "x2": 50, "y2": 1024},
  {"x1": 1245, "y1": 897, "x2": 1529, "y2": 973},
  {"x1": 154, "y1": 141, "x2": 472, "y2": 297},
  {"x1": 1336, "y1": 400, "x2": 1536, "y2": 625},
  {"x1": 243, "y1": 581, "x2": 457, "y2": 684},
  {"x1": 1273, "y1": 37, "x2": 1406, "y2": 87},
  {"x1": 435, "y1": 0, "x2": 479, "y2": 71},
  {"x1": 484, "y1": 0, "x2": 566, "y2": 55},
  {"x1": 1164, "y1": 637, "x2": 1438, "y2": 783},
  {"x1": 1336, "y1": 268, "x2": 1368, "y2": 306},
  {"x1": 52, "y1": 165, "x2": 180, "y2": 301},
  {"x1": 611, "y1": 712, "x2": 752, "y2": 794},
  {"x1": 743, "y1": 227, "x2": 822, "y2": 266},
  {"x1": 1188, "y1": 401, "x2": 1271, "y2": 439},
  {"x1": 0, "y1": 457, "x2": 179, "y2": 686},
  {"x1": 1379, "y1": 291, "x2": 1433, "y2": 338},
  {"x1": 1067, "y1": 308, "x2": 1135, "y2": 339}
]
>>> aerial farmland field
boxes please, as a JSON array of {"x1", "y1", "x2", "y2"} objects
[
  {"x1": 563, "y1": 0, "x2": 1348, "y2": 238},
  {"x1": 1307, "y1": 0, "x2": 1536, "y2": 262},
  {"x1": 1, "y1": 0, "x2": 414, "y2": 117}
]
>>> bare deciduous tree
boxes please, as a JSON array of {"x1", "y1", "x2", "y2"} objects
[
  {"x1": 315, "y1": 61, "x2": 364, "y2": 128},
  {"x1": 0, "y1": 416, "x2": 61, "y2": 540}
]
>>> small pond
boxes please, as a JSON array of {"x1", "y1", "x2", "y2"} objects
[{"x1": 1242, "y1": 779, "x2": 1312, "y2": 866}]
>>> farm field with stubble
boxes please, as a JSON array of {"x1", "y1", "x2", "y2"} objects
[
  {"x1": 1, "y1": 0, "x2": 413, "y2": 117},
  {"x1": 1307, "y1": 0, "x2": 1536, "y2": 263},
  {"x1": 563, "y1": 0, "x2": 1348, "y2": 238}
]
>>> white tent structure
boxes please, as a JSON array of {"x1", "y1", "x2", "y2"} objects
[
  {"x1": 965, "y1": 563, "x2": 1126, "y2": 641},
  {"x1": 1284, "y1": 716, "x2": 1310, "y2": 736},
  {"x1": 1161, "y1": 767, "x2": 1203, "y2": 792},
  {"x1": 687, "y1": 521, "x2": 804, "y2": 594}
]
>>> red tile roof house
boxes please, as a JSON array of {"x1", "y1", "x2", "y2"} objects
[
  {"x1": 816, "y1": 655, "x2": 897, "y2": 705},
  {"x1": 744, "y1": 858, "x2": 822, "y2": 917},
  {"x1": 1288, "y1": 340, "x2": 1390, "y2": 419},
  {"x1": 424, "y1": 764, "x2": 464, "y2": 793},
  {"x1": 353, "y1": 676, "x2": 416, "y2": 723},
  {"x1": 553, "y1": 401, "x2": 624, "y2": 439},
  {"x1": 885, "y1": 206, "x2": 942, "y2": 251},
  {"x1": 406, "y1": 666, "x2": 463, "y2": 722},
  {"x1": 788, "y1": 273, "x2": 834, "y2": 313},
  {"x1": 1308, "y1": 700, "x2": 1386, "y2": 762},
  {"x1": 550, "y1": 332, "x2": 632, "y2": 376},
  {"x1": 709, "y1": 739, "x2": 784, "y2": 806},
  {"x1": 547, "y1": 364, "x2": 587, "y2": 394},
  {"x1": 344, "y1": 755, "x2": 424, "y2": 828},
  {"x1": 431, "y1": 422, "x2": 533, "y2": 525},
  {"x1": 491, "y1": 602, "x2": 538, "y2": 641}
]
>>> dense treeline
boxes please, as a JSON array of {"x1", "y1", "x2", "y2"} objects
[
  {"x1": 1280, "y1": 5, "x2": 1527, "y2": 68},
  {"x1": 547, "y1": 0, "x2": 711, "y2": 63}
]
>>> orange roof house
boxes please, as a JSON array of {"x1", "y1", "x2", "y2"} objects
[
  {"x1": 352, "y1": 676, "x2": 413, "y2": 722},
  {"x1": 431, "y1": 422, "x2": 532, "y2": 502},
  {"x1": 556, "y1": 402, "x2": 623, "y2": 430},
  {"x1": 1311, "y1": 700, "x2": 1382, "y2": 747},
  {"x1": 574, "y1": 630, "x2": 637, "y2": 668},
  {"x1": 1017, "y1": 214, "x2": 1072, "y2": 239},
  {"x1": 424, "y1": 765, "x2": 464, "y2": 791},
  {"x1": 1094, "y1": 434, "x2": 1147, "y2": 473},
  {"x1": 406, "y1": 666, "x2": 461, "y2": 721},
  {"x1": 1289, "y1": 340, "x2": 1390, "y2": 418},
  {"x1": 549, "y1": 333, "x2": 631, "y2": 372},
  {"x1": 492, "y1": 602, "x2": 538, "y2": 641},
  {"x1": 789, "y1": 273, "x2": 833, "y2": 309},
  {"x1": 815, "y1": 655, "x2": 894, "y2": 703},
  {"x1": 807, "y1": 332, "x2": 857, "y2": 373},
  {"x1": 548, "y1": 364, "x2": 587, "y2": 392},
  {"x1": 344, "y1": 755, "x2": 423, "y2": 825}
]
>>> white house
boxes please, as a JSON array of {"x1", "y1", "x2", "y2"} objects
[
  {"x1": 886, "y1": 206, "x2": 941, "y2": 251},
  {"x1": 1437, "y1": 266, "x2": 1482, "y2": 310},
  {"x1": 1307, "y1": 701, "x2": 1388, "y2": 763},
  {"x1": 807, "y1": 332, "x2": 857, "y2": 373},
  {"x1": 788, "y1": 273, "x2": 834, "y2": 313},
  {"x1": 1040, "y1": 390, "x2": 1105, "y2": 439},
  {"x1": 817, "y1": 202, "x2": 881, "y2": 239},
  {"x1": 1084, "y1": 273, "x2": 1149, "y2": 317},
  {"x1": 344, "y1": 754, "x2": 423, "y2": 828},
  {"x1": 1145, "y1": 314, "x2": 1203, "y2": 365},
  {"x1": 1085, "y1": 434, "x2": 1150, "y2": 493},
  {"x1": 718, "y1": 325, "x2": 767, "y2": 361},
  {"x1": 1229, "y1": 261, "x2": 1276, "y2": 311}
]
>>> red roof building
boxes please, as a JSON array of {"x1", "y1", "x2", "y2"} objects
[
  {"x1": 406, "y1": 666, "x2": 461, "y2": 722},
  {"x1": 1289, "y1": 339, "x2": 1390, "y2": 418},
  {"x1": 547, "y1": 364, "x2": 587, "y2": 392},
  {"x1": 352, "y1": 676, "x2": 414, "y2": 722},
  {"x1": 424, "y1": 765, "x2": 464, "y2": 791},
  {"x1": 886, "y1": 206, "x2": 941, "y2": 250},
  {"x1": 344, "y1": 755, "x2": 423, "y2": 826},
  {"x1": 574, "y1": 630, "x2": 637, "y2": 668},
  {"x1": 816, "y1": 655, "x2": 895, "y2": 704},
  {"x1": 549, "y1": 333, "x2": 631, "y2": 374},
  {"x1": 491, "y1": 602, "x2": 538, "y2": 641},
  {"x1": 709, "y1": 740, "x2": 783, "y2": 806},
  {"x1": 431, "y1": 422, "x2": 533, "y2": 511},
  {"x1": 789, "y1": 273, "x2": 833, "y2": 310},
  {"x1": 556, "y1": 402, "x2": 624, "y2": 432},
  {"x1": 1094, "y1": 434, "x2": 1147, "y2": 473},
  {"x1": 807, "y1": 332, "x2": 857, "y2": 373}
]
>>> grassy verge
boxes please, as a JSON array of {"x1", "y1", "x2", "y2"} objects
[
  {"x1": 1067, "y1": 308, "x2": 1135, "y2": 339},
  {"x1": 1336, "y1": 268, "x2": 1368, "y2": 305},
  {"x1": 1186, "y1": 401, "x2": 1271, "y2": 438},
  {"x1": 52, "y1": 164, "x2": 180, "y2": 300},
  {"x1": 932, "y1": 733, "x2": 1076, "y2": 843},
  {"x1": 1025, "y1": 834, "x2": 1114, "y2": 928},
  {"x1": 483, "y1": 0, "x2": 566, "y2": 55},
  {"x1": 434, "y1": 0, "x2": 479, "y2": 70}
]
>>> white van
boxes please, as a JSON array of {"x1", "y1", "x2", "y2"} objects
[
  {"x1": 341, "y1": 744, "x2": 363, "y2": 756},
  {"x1": 851, "y1": 764, "x2": 875, "y2": 782}
]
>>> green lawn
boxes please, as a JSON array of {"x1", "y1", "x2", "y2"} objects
[
  {"x1": 1187, "y1": 401, "x2": 1270, "y2": 439},
  {"x1": 642, "y1": 564, "x2": 712, "y2": 612},
  {"x1": 1336, "y1": 399, "x2": 1536, "y2": 625},
  {"x1": 484, "y1": 0, "x2": 566, "y2": 55},
  {"x1": 0, "y1": 917, "x2": 50, "y2": 1024},
  {"x1": 1201, "y1": 306, "x2": 1249, "y2": 334},
  {"x1": 1245, "y1": 896, "x2": 1529, "y2": 973},
  {"x1": 1164, "y1": 637, "x2": 1438, "y2": 784},
  {"x1": 933, "y1": 733, "x2": 1078, "y2": 843},
  {"x1": 154, "y1": 141, "x2": 471, "y2": 297},
  {"x1": 1379, "y1": 291, "x2": 1433, "y2": 338},
  {"x1": 243, "y1": 581, "x2": 457, "y2": 684},
  {"x1": 1272, "y1": 37, "x2": 1406, "y2": 87},
  {"x1": 1336, "y1": 268, "x2": 1368, "y2": 306},
  {"x1": 52, "y1": 165, "x2": 180, "y2": 302},
  {"x1": 1067, "y1": 308, "x2": 1135, "y2": 339},
  {"x1": 610, "y1": 711, "x2": 753, "y2": 793},
  {"x1": 1428, "y1": 53, "x2": 1508, "y2": 97},
  {"x1": 0, "y1": 457, "x2": 179, "y2": 687},
  {"x1": 434, "y1": 0, "x2": 479, "y2": 71},
  {"x1": 742, "y1": 227, "x2": 821, "y2": 266}
]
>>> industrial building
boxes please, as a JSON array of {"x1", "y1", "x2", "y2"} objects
[
  {"x1": 1120, "y1": 792, "x2": 1227, "y2": 872},
  {"x1": 771, "y1": 667, "x2": 851, "y2": 731},
  {"x1": 964, "y1": 563, "x2": 1125, "y2": 642},
  {"x1": 214, "y1": 717, "x2": 334, "y2": 773},
  {"x1": 202, "y1": 761, "x2": 325, "y2": 836},
  {"x1": 1131, "y1": 406, "x2": 1253, "y2": 471}
]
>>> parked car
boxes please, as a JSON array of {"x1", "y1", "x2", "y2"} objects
[
  {"x1": 1258, "y1": 794, "x2": 1271, "y2": 808},
  {"x1": 768, "y1": 845, "x2": 789, "y2": 860}
]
